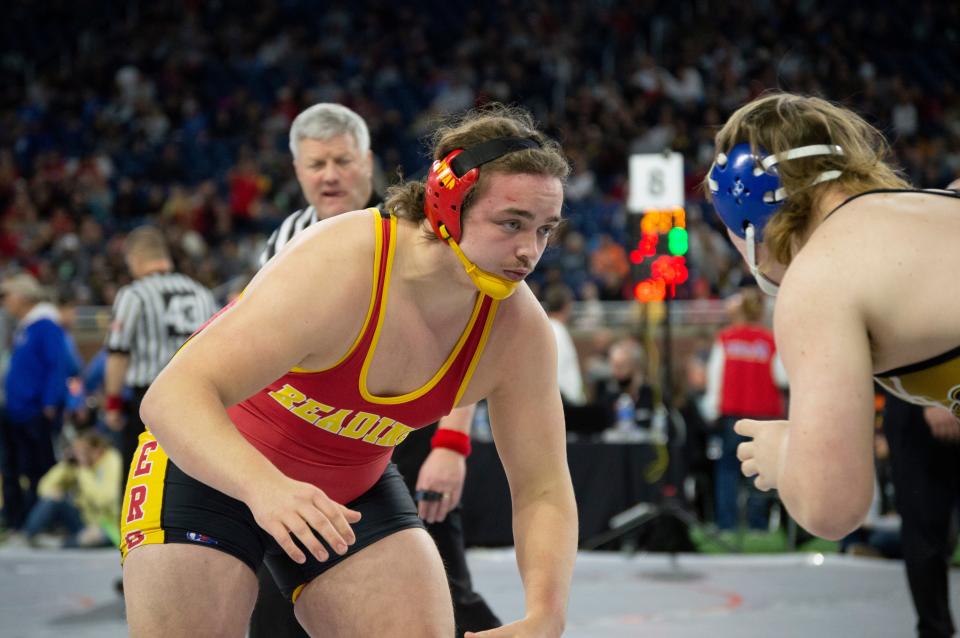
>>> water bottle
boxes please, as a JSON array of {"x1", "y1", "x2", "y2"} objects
[
  {"x1": 615, "y1": 393, "x2": 635, "y2": 432},
  {"x1": 471, "y1": 400, "x2": 493, "y2": 442}
]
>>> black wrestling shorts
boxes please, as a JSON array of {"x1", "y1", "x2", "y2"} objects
[{"x1": 120, "y1": 431, "x2": 424, "y2": 600}]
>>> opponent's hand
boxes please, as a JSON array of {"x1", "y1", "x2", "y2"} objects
[
  {"x1": 415, "y1": 448, "x2": 466, "y2": 523},
  {"x1": 465, "y1": 613, "x2": 563, "y2": 637},
  {"x1": 247, "y1": 475, "x2": 362, "y2": 564},
  {"x1": 735, "y1": 419, "x2": 790, "y2": 491},
  {"x1": 924, "y1": 406, "x2": 960, "y2": 443}
]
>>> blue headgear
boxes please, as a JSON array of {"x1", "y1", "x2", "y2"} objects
[
  {"x1": 707, "y1": 142, "x2": 844, "y2": 295},
  {"x1": 707, "y1": 143, "x2": 844, "y2": 240}
]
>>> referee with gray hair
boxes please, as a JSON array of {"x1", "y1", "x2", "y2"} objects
[
  {"x1": 103, "y1": 226, "x2": 218, "y2": 486},
  {"x1": 258, "y1": 101, "x2": 376, "y2": 267}
]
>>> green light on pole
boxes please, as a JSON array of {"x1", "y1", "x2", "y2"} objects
[{"x1": 667, "y1": 227, "x2": 688, "y2": 256}]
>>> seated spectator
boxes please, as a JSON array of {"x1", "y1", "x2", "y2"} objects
[
  {"x1": 19, "y1": 430, "x2": 122, "y2": 548},
  {"x1": 593, "y1": 337, "x2": 655, "y2": 441},
  {"x1": 581, "y1": 327, "x2": 615, "y2": 389}
]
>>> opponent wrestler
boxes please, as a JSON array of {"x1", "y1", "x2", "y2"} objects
[
  {"x1": 704, "y1": 92, "x2": 960, "y2": 541},
  {"x1": 120, "y1": 104, "x2": 577, "y2": 638}
]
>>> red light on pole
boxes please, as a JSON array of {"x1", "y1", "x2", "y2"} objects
[
  {"x1": 651, "y1": 255, "x2": 689, "y2": 286},
  {"x1": 634, "y1": 278, "x2": 666, "y2": 302}
]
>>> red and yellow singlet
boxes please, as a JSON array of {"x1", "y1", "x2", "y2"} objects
[{"x1": 226, "y1": 210, "x2": 498, "y2": 502}]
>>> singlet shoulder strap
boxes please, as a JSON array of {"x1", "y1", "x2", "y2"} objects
[
  {"x1": 824, "y1": 188, "x2": 960, "y2": 222},
  {"x1": 289, "y1": 209, "x2": 394, "y2": 374}
]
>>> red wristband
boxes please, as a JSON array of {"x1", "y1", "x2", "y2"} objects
[
  {"x1": 430, "y1": 428, "x2": 471, "y2": 457},
  {"x1": 105, "y1": 395, "x2": 123, "y2": 411}
]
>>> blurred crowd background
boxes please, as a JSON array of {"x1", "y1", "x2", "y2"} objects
[{"x1": 3, "y1": 0, "x2": 958, "y2": 308}]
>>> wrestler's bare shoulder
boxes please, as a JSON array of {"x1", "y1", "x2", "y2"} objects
[
  {"x1": 254, "y1": 211, "x2": 379, "y2": 297},
  {"x1": 493, "y1": 284, "x2": 552, "y2": 342},
  {"x1": 239, "y1": 210, "x2": 381, "y2": 366},
  {"x1": 460, "y1": 284, "x2": 555, "y2": 403},
  {"x1": 280, "y1": 209, "x2": 379, "y2": 264}
]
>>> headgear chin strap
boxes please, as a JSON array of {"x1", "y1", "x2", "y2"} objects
[
  {"x1": 423, "y1": 136, "x2": 541, "y2": 299},
  {"x1": 438, "y1": 225, "x2": 519, "y2": 300},
  {"x1": 744, "y1": 224, "x2": 781, "y2": 297},
  {"x1": 707, "y1": 142, "x2": 844, "y2": 295}
]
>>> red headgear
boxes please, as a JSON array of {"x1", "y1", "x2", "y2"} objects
[{"x1": 423, "y1": 137, "x2": 541, "y2": 242}]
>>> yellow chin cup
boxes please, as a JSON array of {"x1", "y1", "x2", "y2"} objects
[{"x1": 439, "y1": 226, "x2": 519, "y2": 300}]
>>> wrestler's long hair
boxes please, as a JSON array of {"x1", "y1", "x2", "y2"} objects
[
  {"x1": 385, "y1": 103, "x2": 569, "y2": 237},
  {"x1": 709, "y1": 92, "x2": 909, "y2": 265}
]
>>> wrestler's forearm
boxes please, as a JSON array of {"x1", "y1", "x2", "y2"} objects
[
  {"x1": 776, "y1": 422, "x2": 874, "y2": 541},
  {"x1": 140, "y1": 376, "x2": 285, "y2": 502},
  {"x1": 511, "y1": 478, "x2": 578, "y2": 633},
  {"x1": 436, "y1": 403, "x2": 475, "y2": 434}
]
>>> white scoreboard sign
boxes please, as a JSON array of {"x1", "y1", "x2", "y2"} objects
[{"x1": 628, "y1": 152, "x2": 684, "y2": 212}]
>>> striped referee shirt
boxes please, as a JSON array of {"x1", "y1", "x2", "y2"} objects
[
  {"x1": 258, "y1": 206, "x2": 318, "y2": 267},
  {"x1": 258, "y1": 195, "x2": 381, "y2": 267},
  {"x1": 105, "y1": 272, "x2": 218, "y2": 388}
]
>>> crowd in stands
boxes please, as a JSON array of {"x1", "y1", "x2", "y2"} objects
[{"x1": 2, "y1": 0, "x2": 958, "y2": 307}]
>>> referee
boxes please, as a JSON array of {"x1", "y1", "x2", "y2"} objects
[{"x1": 103, "y1": 226, "x2": 218, "y2": 484}]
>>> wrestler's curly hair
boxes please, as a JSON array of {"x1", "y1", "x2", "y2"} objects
[
  {"x1": 385, "y1": 103, "x2": 569, "y2": 236},
  {"x1": 706, "y1": 92, "x2": 909, "y2": 265}
]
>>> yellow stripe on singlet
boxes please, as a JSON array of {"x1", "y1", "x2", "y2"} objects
[
  {"x1": 453, "y1": 298, "x2": 500, "y2": 406},
  {"x1": 359, "y1": 290, "x2": 489, "y2": 405},
  {"x1": 119, "y1": 431, "x2": 170, "y2": 561},
  {"x1": 291, "y1": 583, "x2": 308, "y2": 604},
  {"x1": 291, "y1": 209, "x2": 386, "y2": 374}
]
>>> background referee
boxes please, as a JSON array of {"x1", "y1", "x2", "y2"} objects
[{"x1": 103, "y1": 226, "x2": 218, "y2": 485}]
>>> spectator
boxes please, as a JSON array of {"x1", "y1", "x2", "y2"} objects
[
  {"x1": 573, "y1": 280, "x2": 605, "y2": 331},
  {"x1": 20, "y1": 429, "x2": 122, "y2": 548},
  {"x1": 557, "y1": 230, "x2": 590, "y2": 294},
  {"x1": 0, "y1": 273, "x2": 72, "y2": 531},
  {"x1": 700, "y1": 287, "x2": 787, "y2": 531},
  {"x1": 594, "y1": 337, "x2": 655, "y2": 440},
  {"x1": 589, "y1": 233, "x2": 630, "y2": 293},
  {"x1": 543, "y1": 283, "x2": 586, "y2": 407},
  {"x1": 2, "y1": 2, "x2": 959, "y2": 306}
]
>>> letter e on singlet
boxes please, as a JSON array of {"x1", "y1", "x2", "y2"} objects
[
  {"x1": 291, "y1": 399, "x2": 333, "y2": 425},
  {"x1": 133, "y1": 440, "x2": 159, "y2": 477}
]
